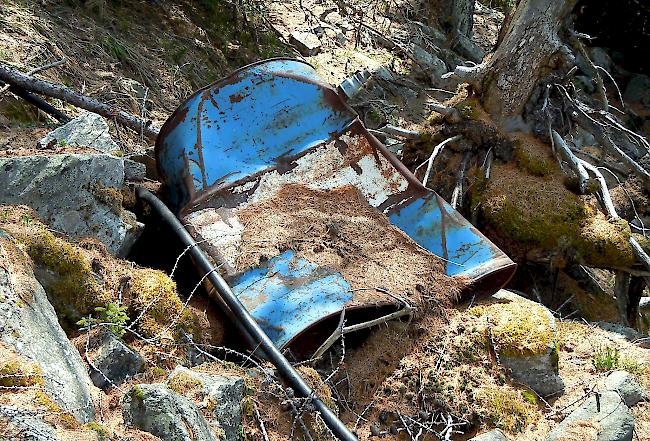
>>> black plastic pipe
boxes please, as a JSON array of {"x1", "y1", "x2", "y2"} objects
[
  {"x1": 136, "y1": 187, "x2": 358, "y2": 441},
  {"x1": 1, "y1": 81, "x2": 71, "y2": 123}
]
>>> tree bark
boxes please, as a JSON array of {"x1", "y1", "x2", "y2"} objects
[
  {"x1": 430, "y1": 0, "x2": 475, "y2": 37},
  {"x1": 479, "y1": 0, "x2": 578, "y2": 120}
]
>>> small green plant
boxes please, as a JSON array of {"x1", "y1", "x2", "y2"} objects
[
  {"x1": 20, "y1": 212, "x2": 33, "y2": 226},
  {"x1": 58, "y1": 139, "x2": 68, "y2": 147},
  {"x1": 591, "y1": 346, "x2": 645, "y2": 375},
  {"x1": 77, "y1": 302, "x2": 129, "y2": 337},
  {"x1": 85, "y1": 422, "x2": 109, "y2": 440},
  {"x1": 101, "y1": 35, "x2": 129, "y2": 62},
  {"x1": 592, "y1": 346, "x2": 620, "y2": 371}
]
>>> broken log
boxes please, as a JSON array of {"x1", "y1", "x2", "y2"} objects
[{"x1": 0, "y1": 63, "x2": 159, "y2": 140}]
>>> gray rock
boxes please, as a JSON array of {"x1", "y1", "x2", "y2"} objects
[
  {"x1": 124, "y1": 159, "x2": 147, "y2": 181},
  {"x1": 547, "y1": 390, "x2": 634, "y2": 441},
  {"x1": 451, "y1": 33, "x2": 485, "y2": 63},
  {"x1": 0, "y1": 235, "x2": 95, "y2": 423},
  {"x1": 118, "y1": 78, "x2": 148, "y2": 101},
  {"x1": 0, "y1": 406, "x2": 58, "y2": 441},
  {"x1": 411, "y1": 44, "x2": 447, "y2": 79},
  {"x1": 491, "y1": 290, "x2": 565, "y2": 397},
  {"x1": 123, "y1": 383, "x2": 219, "y2": 441},
  {"x1": 604, "y1": 371, "x2": 647, "y2": 407},
  {"x1": 0, "y1": 153, "x2": 143, "y2": 257},
  {"x1": 89, "y1": 331, "x2": 145, "y2": 390},
  {"x1": 624, "y1": 74, "x2": 650, "y2": 109},
  {"x1": 289, "y1": 31, "x2": 321, "y2": 56},
  {"x1": 596, "y1": 322, "x2": 647, "y2": 343},
  {"x1": 167, "y1": 366, "x2": 245, "y2": 441},
  {"x1": 38, "y1": 112, "x2": 120, "y2": 154},
  {"x1": 469, "y1": 429, "x2": 507, "y2": 441},
  {"x1": 127, "y1": 147, "x2": 159, "y2": 180}
]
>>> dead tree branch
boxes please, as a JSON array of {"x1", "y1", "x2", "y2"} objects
[
  {"x1": 0, "y1": 63, "x2": 160, "y2": 140},
  {"x1": 415, "y1": 135, "x2": 463, "y2": 188}
]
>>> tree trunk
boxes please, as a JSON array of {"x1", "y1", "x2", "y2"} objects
[
  {"x1": 430, "y1": 0, "x2": 475, "y2": 37},
  {"x1": 479, "y1": 0, "x2": 578, "y2": 120}
]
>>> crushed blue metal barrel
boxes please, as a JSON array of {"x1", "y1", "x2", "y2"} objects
[{"x1": 156, "y1": 58, "x2": 516, "y2": 358}]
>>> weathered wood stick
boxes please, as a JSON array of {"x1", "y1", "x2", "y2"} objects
[
  {"x1": 551, "y1": 129, "x2": 589, "y2": 192},
  {"x1": 0, "y1": 63, "x2": 160, "y2": 140}
]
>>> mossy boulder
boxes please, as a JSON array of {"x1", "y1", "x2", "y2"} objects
[
  {"x1": 1, "y1": 206, "x2": 195, "y2": 341},
  {"x1": 0, "y1": 232, "x2": 95, "y2": 423},
  {"x1": 0, "y1": 153, "x2": 142, "y2": 256},
  {"x1": 471, "y1": 290, "x2": 565, "y2": 397},
  {"x1": 123, "y1": 383, "x2": 219, "y2": 441},
  {"x1": 166, "y1": 366, "x2": 245, "y2": 441}
]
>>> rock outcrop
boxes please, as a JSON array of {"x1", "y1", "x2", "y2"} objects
[
  {"x1": 0, "y1": 153, "x2": 142, "y2": 256},
  {"x1": 546, "y1": 390, "x2": 634, "y2": 441},
  {"x1": 167, "y1": 366, "x2": 245, "y2": 441},
  {"x1": 0, "y1": 406, "x2": 58, "y2": 441},
  {"x1": 123, "y1": 383, "x2": 219, "y2": 441},
  {"x1": 0, "y1": 232, "x2": 95, "y2": 423}
]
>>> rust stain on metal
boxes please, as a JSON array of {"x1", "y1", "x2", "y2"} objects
[{"x1": 229, "y1": 92, "x2": 247, "y2": 104}]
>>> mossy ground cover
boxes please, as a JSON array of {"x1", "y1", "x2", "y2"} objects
[
  {"x1": 366, "y1": 307, "x2": 539, "y2": 435},
  {"x1": 478, "y1": 134, "x2": 635, "y2": 267}
]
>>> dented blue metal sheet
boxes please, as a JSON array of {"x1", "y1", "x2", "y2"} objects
[
  {"x1": 156, "y1": 58, "x2": 516, "y2": 355},
  {"x1": 388, "y1": 192, "x2": 512, "y2": 285},
  {"x1": 231, "y1": 251, "x2": 352, "y2": 349},
  {"x1": 157, "y1": 59, "x2": 355, "y2": 212}
]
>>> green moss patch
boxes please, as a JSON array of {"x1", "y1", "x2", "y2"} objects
[
  {"x1": 476, "y1": 386, "x2": 534, "y2": 433},
  {"x1": 168, "y1": 370, "x2": 203, "y2": 395},
  {"x1": 575, "y1": 217, "x2": 634, "y2": 267},
  {"x1": 1, "y1": 205, "x2": 191, "y2": 341},
  {"x1": 470, "y1": 299, "x2": 555, "y2": 357},
  {"x1": 0, "y1": 358, "x2": 44, "y2": 388},
  {"x1": 481, "y1": 163, "x2": 588, "y2": 249}
]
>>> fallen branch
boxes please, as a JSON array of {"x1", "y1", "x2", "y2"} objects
[
  {"x1": 428, "y1": 102, "x2": 462, "y2": 124},
  {"x1": 558, "y1": 86, "x2": 650, "y2": 188},
  {"x1": 450, "y1": 151, "x2": 470, "y2": 209},
  {"x1": 0, "y1": 63, "x2": 159, "y2": 140},
  {"x1": 414, "y1": 135, "x2": 463, "y2": 187},
  {"x1": 377, "y1": 124, "x2": 420, "y2": 139}
]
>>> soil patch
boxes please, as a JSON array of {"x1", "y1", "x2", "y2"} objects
[{"x1": 236, "y1": 184, "x2": 468, "y2": 310}]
